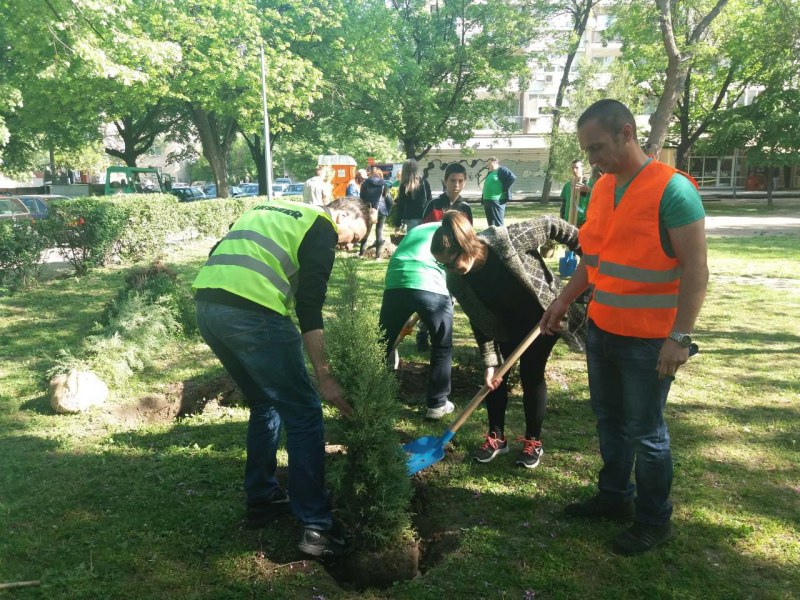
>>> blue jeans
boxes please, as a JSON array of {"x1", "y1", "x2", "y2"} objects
[
  {"x1": 379, "y1": 288, "x2": 453, "y2": 408},
  {"x1": 586, "y1": 320, "x2": 674, "y2": 525},
  {"x1": 195, "y1": 300, "x2": 333, "y2": 530},
  {"x1": 482, "y1": 200, "x2": 506, "y2": 226}
]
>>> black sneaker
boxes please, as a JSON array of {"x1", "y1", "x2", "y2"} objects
[
  {"x1": 246, "y1": 490, "x2": 291, "y2": 529},
  {"x1": 612, "y1": 521, "x2": 672, "y2": 556},
  {"x1": 564, "y1": 494, "x2": 635, "y2": 521},
  {"x1": 515, "y1": 437, "x2": 543, "y2": 469},
  {"x1": 472, "y1": 432, "x2": 509, "y2": 463},
  {"x1": 298, "y1": 521, "x2": 350, "y2": 557}
]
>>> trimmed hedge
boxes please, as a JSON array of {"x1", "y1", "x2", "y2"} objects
[{"x1": 0, "y1": 219, "x2": 51, "y2": 289}]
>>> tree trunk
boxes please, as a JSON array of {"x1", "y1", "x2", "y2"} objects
[
  {"x1": 190, "y1": 105, "x2": 237, "y2": 199},
  {"x1": 645, "y1": 0, "x2": 729, "y2": 156},
  {"x1": 541, "y1": 0, "x2": 595, "y2": 203},
  {"x1": 766, "y1": 165, "x2": 774, "y2": 208},
  {"x1": 241, "y1": 133, "x2": 267, "y2": 196}
]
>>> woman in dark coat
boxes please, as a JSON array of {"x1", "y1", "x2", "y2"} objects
[
  {"x1": 395, "y1": 158, "x2": 432, "y2": 231},
  {"x1": 359, "y1": 166, "x2": 391, "y2": 258},
  {"x1": 431, "y1": 211, "x2": 585, "y2": 469}
]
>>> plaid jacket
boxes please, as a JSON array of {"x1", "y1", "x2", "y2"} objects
[{"x1": 446, "y1": 216, "x2": 587, "y2": 367}]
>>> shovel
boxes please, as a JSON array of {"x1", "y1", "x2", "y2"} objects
[
  {"x1": 388, "y1": 314, "x2": 420, "y2": 371},
  {"x1": 404, "y1": 326, "x2": 542, "y2": 476}
]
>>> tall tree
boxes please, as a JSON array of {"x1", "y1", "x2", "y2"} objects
[
  {"x1": 325, "y1": 0, "x2": 541, "y2": 160},
  {"x1": 642, "y1": 0, "x2": 730, "y2": 156},
  {"x1": 539, "y1": 0, "x2": 601, "y2": 202}
]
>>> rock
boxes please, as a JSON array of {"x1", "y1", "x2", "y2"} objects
[{"x1": 49, "y1": 370, "x2": 109, "y2": 414}]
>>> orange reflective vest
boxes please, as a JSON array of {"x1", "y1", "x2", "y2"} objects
[{"x1": 578, "y1": 160, "x2": 697, "y2": 338}]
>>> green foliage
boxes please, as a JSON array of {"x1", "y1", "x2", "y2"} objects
[
  {"x1": 51, "y1": 262, "x2": 188, "y2": 386},
  {"x1": 177, "y1": 197, "x2": 262, "y2": 238},
  {"x1": 0, "y1": 219, "x2": 51, "y2": 291},
  {"x1": 109, "y1": 194, "x2": 181, "y2": 262},
  {"x1": 104, "y1": 262, "x2": 197, "y2": 335},
  {"x1": 48, "y1": 198, "x2": 129, "y2": 275},
  {"x1": 325, "y1": 258, "x2": 414, "y2": 550}
]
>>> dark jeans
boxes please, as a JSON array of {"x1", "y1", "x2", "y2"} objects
[
  {"x1": 379, "y1": 288, "x2": 453, "y2": 408},
  {"x1": 586, "y1": 320, "x2": 674, "y2": 525},
  {"x1": 482, "y1": 200, "x2": 506, "y2": 227},
  {"x1": 485, "y1": 331, "x2": 559, "y2": 439},
  {"x1": 195, "y1": 300, "x2": 333, "y2": 530},
  {"x1": 360, "y1": 212, "x2": 387, "y2": 255}
]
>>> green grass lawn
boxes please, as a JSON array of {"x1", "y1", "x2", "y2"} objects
[{"x1": 1, "y1": 206, "x2": 798, "y2": 599}]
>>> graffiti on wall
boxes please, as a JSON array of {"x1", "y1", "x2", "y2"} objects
[{"x1": 422, "y1": 158, "x2": 550, "y2": 197}]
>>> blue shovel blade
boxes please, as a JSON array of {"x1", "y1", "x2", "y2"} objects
[{"x1": 403, "y1": 431, "x2": 455, "y2": 476}]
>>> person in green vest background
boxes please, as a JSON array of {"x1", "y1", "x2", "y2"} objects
[
  {"x1": 193, "y1": 197, "x2": 367, "y2": 558},
  {"x1": 481, "y1": 156, "x2": 516, "y2": 226},
  {"x1": 559, "y1": 159, "x2": 593, "y2": 227},
  {"x1": 378, "y1": 222, "x2": 454, "y2": 420}
]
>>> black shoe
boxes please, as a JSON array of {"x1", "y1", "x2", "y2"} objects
[
  {"x1": 564, "y1": 494, "x2": 635, "y2": 521},
  {"x1": 612, "y1": 521, "x2": 672, "y2": 556},
  {"x1": 246, "y1": 490, "x2": 291, "y2": 529},
  {"x1": 415, "y1": 331, "x2": 430, "y2": 351},
  {"x1": 298, "y1": 521, "x2": 350, "y2": 557},
  {"x1": 471, "y1": 432, "x2": 509, "y2": 463}
]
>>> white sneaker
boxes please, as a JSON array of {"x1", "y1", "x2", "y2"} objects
[{"x1": 425, "y1": 400, "x2": 455, "y2": 420}]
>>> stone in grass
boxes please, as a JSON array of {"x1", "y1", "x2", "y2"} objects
[{"x1": 49, "y1": 369, "x2": 109, "y2": 414}]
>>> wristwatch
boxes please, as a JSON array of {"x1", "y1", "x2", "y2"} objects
[{"x1": 668, "y1": 332, "x2": 693, "y2": 348}]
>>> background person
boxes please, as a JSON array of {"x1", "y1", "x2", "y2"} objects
[
  {"x1": 303, "y1": 167, "x2": 330, "y2": 206},
  {"x1": 422, "y1": 162, "x2": 473, "y2": 225},
  {"x1": 395, "y1": 158, "x2": 432, "y2": 231},
  {"x1": 540, "y1": 99, "x2": 708, "y2": 556},
  {"x1": 481, "y1": 156, "x2": 516, "y2": 226},
  {"x1": 559, "y1": 159, "x2": 593, "y2": 227},
  {"x1": 431, "y1": 211, "x2": 585, "y2": 469},
  {"x1": 192, "y1": 197, "x2": 368, "y2": 558},
  {"x1": 359, "y1": 166, "x2": 391, "y2": 258},
  {"x1": 379, "y1": 223, "x2": 454, "y2": 420},
  {"x1": 346, "y1": 168, "x2": 368, "y2": 198}
]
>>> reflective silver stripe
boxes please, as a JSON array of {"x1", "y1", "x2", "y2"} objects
[
  {"x1": 600, "y1": 261, "x2": 681, "y2": 283},
  {"x1": 206, "y1": 254, "x2": 291, "y2": 297},
  {"x1": 583, "y1": 254, "x2": 599, "y2": 267},
  {"x1": 594, "y1": 290, "x2": 678, "y2": 309},
  {"x1": 224, "y1": 230, "x2": 296, "y2": 277}
]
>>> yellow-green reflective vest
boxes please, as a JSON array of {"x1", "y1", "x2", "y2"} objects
[{"x1": 192, "y1": 199, "x2": 336, "y2": 316}]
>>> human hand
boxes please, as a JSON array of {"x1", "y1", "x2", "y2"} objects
[
  {"x1": 484, "y1": 367, "x2": 503, "y2": 391},
  {"x1": 656, "y1": 339, "x2": 689, "y2": 379},
  {"x1": 578, "y1": 183, "x2": 590, "y2": 194},
  {"x1": 318, "y1": 374, "x2": 353, "y2": 416},
  {"x1": 539, "y1": 299, "x2": 568, "y2": 336}
]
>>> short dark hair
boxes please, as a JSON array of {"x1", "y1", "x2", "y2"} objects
[
  {"x1": 577, "y1": 99, "x2": 636, "y2": 136},
  {"x1": 328, "y1": 196, "x2": 367, "y2": 224},
  {"x1": 444, "y1": 163, "x2": 467, "y2": 181}
]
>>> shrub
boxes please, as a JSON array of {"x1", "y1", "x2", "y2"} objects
[
  {"x1": 48, "y1": 197, "x2": 129, "y2": 275},
  {"x1": 51, "y1": 262, "x2": 191, "y2": 386},
  {"x1": 326, "y1": 258, "x2": 414, "y2": 550},
  {"x1": 0, "y1": 219, "x2": 51, "y2": 291},
  {"x1": 177, "y1": 197, "x2": 261, "y2": 238},
  {"x1": 110, "y1": 194, "x2": 181, "y2": 262}
]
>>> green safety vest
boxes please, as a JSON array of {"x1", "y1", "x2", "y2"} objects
[{"x1": 192, "y1": 199, "x2": 335, "y2": 315}]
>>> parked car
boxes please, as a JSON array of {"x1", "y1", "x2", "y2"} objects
[
  {"x1": 170, "y1": 186, "x2": 207, "y2": 202},
  {"x1": 275, "y1": 177, "x2": 292, "y2": 187},
  {"x1": 0, "y1": 196, "x2": 32, "y2": 220},
  {"x1": 238, "y1": 183, "x2": 260, "y2": 197},
  {"x1": 204, "y1": 184, "x2": 248, "y2": 199},
  {"x1": 272, "y1": 184, "x2": 286, "y2": 197},
  {"x1": 17, "y1": 195, "x2": 69, "y2": 219},
  {"x1": 285, "y1": 183, "x2": 305, "y2": 195}
]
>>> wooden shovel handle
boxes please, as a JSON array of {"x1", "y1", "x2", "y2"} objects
[
  {"x1": 390, "y1": 314, "x2": 421, "y2": 353},
  {"x1": 448, "y1": 327, "x2": 542, "y2": 434}
]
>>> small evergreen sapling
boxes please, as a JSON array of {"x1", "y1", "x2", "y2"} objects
[{"x1": 325, "y1": 258, "x2": 414, "y2": 551}]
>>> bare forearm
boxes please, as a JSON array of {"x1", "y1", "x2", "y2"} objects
[
  {"x1": 302, "y1": 329, "x2": 332, "y2": 379},
  {"x1": 672, "y1": 263, "x2": 708, "y2": 333}
]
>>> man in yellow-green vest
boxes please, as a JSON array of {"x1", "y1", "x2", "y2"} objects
[{"x1": 193, "y1": 197, "x2": 367, "y2": 558}]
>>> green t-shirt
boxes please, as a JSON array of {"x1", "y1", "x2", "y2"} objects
[
  {"x1": 614, "y1": 158, "x2": 705, "y2": 256},
  {"x1": 560, "y1": 180, "x2": 592, "y2": 227},
  {"x1": 384, "y1": 223, "x2": 449, "y2": 295},
  {"x1": 482, "y1": 170, "x2": 504, "y2": 201}
]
